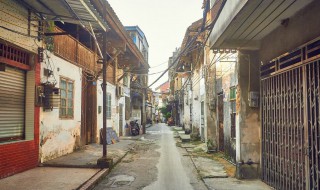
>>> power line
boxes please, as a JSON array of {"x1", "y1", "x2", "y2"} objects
[{"x1": 147, "y1": 0, "x2": 225, "y2": 89}]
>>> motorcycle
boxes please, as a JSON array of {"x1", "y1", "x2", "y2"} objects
[{"x1": 130, "y1": 120, "x2": 140, "y2": 136}]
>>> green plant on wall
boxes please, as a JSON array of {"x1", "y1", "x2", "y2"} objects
[{"x1": 44, "y1": 21, "x2": 55, "y2": 52}]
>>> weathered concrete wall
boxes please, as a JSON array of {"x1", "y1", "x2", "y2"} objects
[
  {"x1": 200, "y1": 65, "x2": 206, "y2": 140},
  {"x1": 260, "y1": 0, "x2": 320, "y2": 62},
  {"x1": 216, "y1": 54, "x2": 238, "y2": 162},
  {"x1": 132, "y1": 109, "x2": 142, "y2": 126},
  {"x1": 118, "y1": 96, "x2": 125, "y2": 135},
  {"x1": 40, "y1": 52, "x2": 82, "y2": 163},
  {"x1": 236, "y1": 51, "x2": 260, "y2": 179},
  {"x1": 191, "y1": 69, "x2": 201, "y2": 134},
  {"x1": 205, "y1": 49, "x2": 217, "y2": 149},
  {"x1": 183, "y1": 78, "x2": 191, "y2": 130}
]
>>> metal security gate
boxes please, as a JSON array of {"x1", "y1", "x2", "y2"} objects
[
  {"x1": 261, "y1": 37, "x2": 320, "y2": 190},
  {"x1": 306, "y1": 61, "x2": 320, "y2": 190},
  {"x1": 261, "y1": 67, "x2": 305, "y2": 190},
  {"x1": 0, "y1": 66, "x2": 26, "y2": 141}
]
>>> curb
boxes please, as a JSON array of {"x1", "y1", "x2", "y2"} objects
[{"x1": 76, "y1": 143, "x2": 138, "y2": 190}]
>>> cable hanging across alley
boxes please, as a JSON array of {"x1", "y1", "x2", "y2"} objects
[
  {"x1": 179, "y1": 52, "x2": 236, "y2": 92},
  {"x1": 147, "y1": 0, "x2": 224, "y2": 88}
]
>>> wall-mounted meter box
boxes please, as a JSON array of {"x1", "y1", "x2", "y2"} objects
[{"x1": 248, "y1": 91, "x2": 259, "y2": 108}]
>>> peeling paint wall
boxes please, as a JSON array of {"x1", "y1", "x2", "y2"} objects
[
  {"x1": 200, "y1": 64, "x2": 206, "y2": 140},
  {"x1": 191, "y1": 69, "x2": 201, "y2": 134},
  {"x1": 236, "y1": 51, "x2": 260, "y2": 179},
  {"x1": 205, "y1": 49, "x2": 218, "y2": 149},
  {"x1": 40, "y1": 52, "x2": 82, "y2": 163},
  {"x1": 216, "y1": 53, "x2": 238, "y2": 162},
  {"x1": 183, "y1": 78, "x2": 191, "y2": 130}
]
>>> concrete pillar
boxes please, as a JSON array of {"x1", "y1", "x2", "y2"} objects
[
  {"x1": 205, "y1": 48, "x2": 218, "y2": 150},
  {"x1": 236, "y1": 50, "x2": 260, "y2": 179}
]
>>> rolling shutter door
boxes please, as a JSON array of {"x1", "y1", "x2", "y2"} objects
[{"x1": 0, "y1": 66, "x2": 26, "y2": 141}]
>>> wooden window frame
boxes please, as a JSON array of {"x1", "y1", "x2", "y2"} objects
[
  {"x1": 229, "y1": 86, "x2": 236, "y2": 101},
  {"x1": 59, "y1": 77, "x2": 74, "y2": 119},
  {"x1": 106, "y1": 93, "x2": 111, "y2": 119}
]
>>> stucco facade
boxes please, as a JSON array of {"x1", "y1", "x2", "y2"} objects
[{"x1": 39, "y1": 52, "x2": 82, "y2": 162}]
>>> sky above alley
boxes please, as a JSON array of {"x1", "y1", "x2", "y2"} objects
[{"x1": 107, "y1": 0, "x2": 203, "y2": 90}]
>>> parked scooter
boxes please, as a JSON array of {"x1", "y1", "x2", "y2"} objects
[{"x1": 130, "y1": 120, "x2": 140, "y2": 136}]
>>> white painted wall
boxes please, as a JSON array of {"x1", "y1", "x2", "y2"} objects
[
  {"x1": 39, "y1": 52, "x2": 82, "y2": 163},
  {"x1": 96, "y1": 80, "x2": 121, "y2": 141},
  {"x1": 200, "y1": 64, "x2": 206, "y2": 139},
  {"x1": 191, "y1": 70, "x2": 201, "y2": 133},
  {"x1": 183, "y1": 78, "x2": 191, "y2": 130}
]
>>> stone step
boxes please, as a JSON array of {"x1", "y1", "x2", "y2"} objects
[{"x1": 180, "y1": 134, "x2": 191, "y2": 142}]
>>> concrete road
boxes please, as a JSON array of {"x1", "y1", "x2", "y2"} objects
[
  {"x1": 143, "y1": 124, "x2": 194, "y2": 190},
  {"x1": 94, "y1": 123, "x2": 206, "y2": 190}
]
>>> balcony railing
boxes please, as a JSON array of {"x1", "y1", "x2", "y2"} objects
[{"x1": 53, "y1": 27, "x2": 101, "y2": 75}]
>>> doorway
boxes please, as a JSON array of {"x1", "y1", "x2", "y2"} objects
[
  {"x1": 217, "y1": 93, "x2": 224, "y2": 152},
  {"x1": 81, "y1": 72, "x2": 97, "y2": 145}
]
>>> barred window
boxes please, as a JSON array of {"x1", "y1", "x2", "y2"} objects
[{"x1": 107, "y1": 93, "x2": 111, "y2": 119}]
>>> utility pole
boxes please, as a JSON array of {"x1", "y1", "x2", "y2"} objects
[{"x1": 97, "y1": 0, "x2": 112, "y2": 168}]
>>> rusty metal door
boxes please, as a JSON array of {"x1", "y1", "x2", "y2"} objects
[
  {"x1": 218, "y1": 93, "x2": 224, "y2": 152},
  {"x1": 261, "y1": 38, "x2": 320, "y2": 190},
  {"x1": 261, "y1": 67, "x2": 306, "y2": 190},
  {"x1": 261, "y1": 60, "x2": 320, "y2": 190}
]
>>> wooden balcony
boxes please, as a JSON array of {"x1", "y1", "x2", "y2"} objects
[{"x1": 53, "y1": 27, "x2": 101, "y2": 75}]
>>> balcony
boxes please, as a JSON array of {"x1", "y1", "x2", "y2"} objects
[{"x1": 53, "y1": 27, "x2": 101, "y2": 75}]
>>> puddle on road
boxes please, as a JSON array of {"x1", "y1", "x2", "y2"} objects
[{"x1": 107, "y1": 175, "x2": 135, "y2": 188}]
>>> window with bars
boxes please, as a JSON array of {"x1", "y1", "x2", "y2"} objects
[
  {"x1": 107, "y1": 93, "x2": 112, "y2": 119},
  {"x1": 60, "y1": 78, "x2": 74, "y2": 119}
]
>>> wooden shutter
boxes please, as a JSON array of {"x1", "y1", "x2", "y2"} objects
[{"x1": 0, "y1": 66, "x2": 26, "y2": 141}]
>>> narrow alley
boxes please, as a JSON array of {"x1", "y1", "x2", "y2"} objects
[
  {"x1": 93, "y1": 124, "x2": 270, "y2": 190},
  {"x1": 1, "y1": 0, "x2": 320, "y2": 189}
]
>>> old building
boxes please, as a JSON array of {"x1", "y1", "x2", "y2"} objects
[
  {"x1": 125, "y1": 26, "x2": 149, "y2": 133},
  {"x1": 206, "y1": 0, "x2": 320, "y2": 189},
  {"x1": 0, "y1": 0, "x2": 148, "y2": 178},
  {"x1": 154, "y1": 81, "x2": 170, "y2": 122},
  {"x1": 0, "y1": 0, "x2": 42, "y2": 178}
]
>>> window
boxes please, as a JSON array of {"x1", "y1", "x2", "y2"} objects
[
  {"x1": 230, "y1": 87, "x2": 236, "y2": 139},
  {"x1": 229, "y1": 86, "x2": 236, "y2": 101},
  {"x1": 60, "y1": 77, "x2": 74, "y2": 118},
  {"x1": 107, "y1": 93, "x2": 111, "y2": 119}
]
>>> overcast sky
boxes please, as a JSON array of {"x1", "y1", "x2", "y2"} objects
[{"x1": 107, "y1": 0, "x2": 203, "y2": 90}]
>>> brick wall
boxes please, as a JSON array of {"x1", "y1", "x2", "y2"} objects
[{"x1": 0, "y1": 59, "x2": 40, "y2": 179}]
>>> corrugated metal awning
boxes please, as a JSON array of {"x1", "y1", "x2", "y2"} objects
[{"x1": 19, "y1": 0, "x2": 108, "y2": 31}]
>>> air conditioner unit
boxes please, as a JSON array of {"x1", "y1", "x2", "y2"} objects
[{"x1": 116, "y1": 85, "x2": 124, "y2": 97}]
